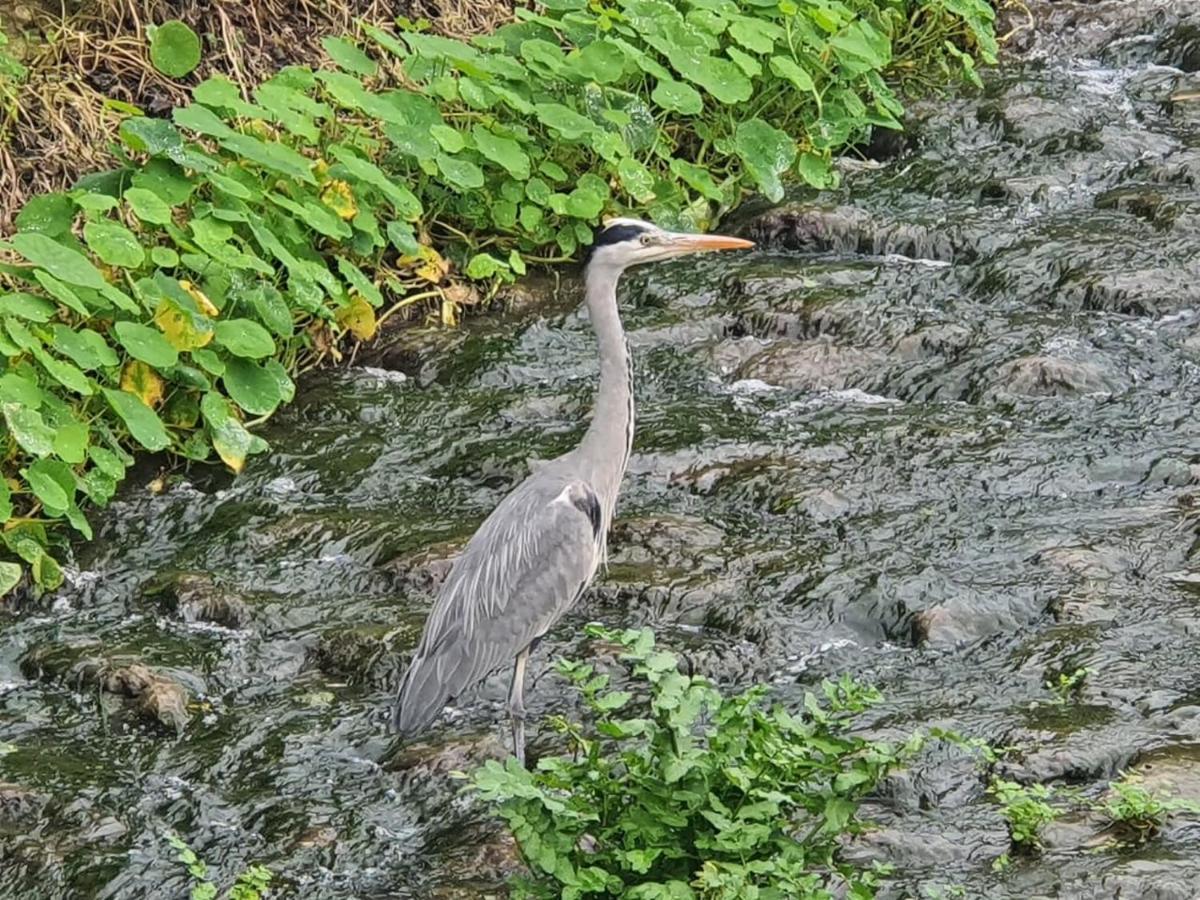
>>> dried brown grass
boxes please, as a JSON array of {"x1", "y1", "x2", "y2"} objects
[{"x1": 0, "y1": 0, "x2": 518, "y2": 232}]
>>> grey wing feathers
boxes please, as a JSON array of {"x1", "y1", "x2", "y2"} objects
[{"x1": 392, "y1": 471, "x2": 602, "y2": 736}]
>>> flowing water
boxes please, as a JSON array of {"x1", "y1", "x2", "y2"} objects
[{"x1": 6, "y1": 2, "x2": 1200, "y2": 897}]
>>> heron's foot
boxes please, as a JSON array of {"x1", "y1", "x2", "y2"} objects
[{"x1": 510, "y1": 710, "x2": 527, "y2": 768}]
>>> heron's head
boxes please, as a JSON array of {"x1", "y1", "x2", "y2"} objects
[{"x1": 584, "y1": 217, "x2": 754, "y2": 274}]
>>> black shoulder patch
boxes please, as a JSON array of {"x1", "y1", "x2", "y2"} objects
[
  {"x1": 571, "y1": 487, "x2": 603, "y2": 539},
  {"x1": 582, "y1": 221, "x2": 649, "y2": 266}
]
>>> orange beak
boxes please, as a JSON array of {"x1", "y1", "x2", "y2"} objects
[{"x1": 668, "y1": 233, "x2": 755, "y2": 253}]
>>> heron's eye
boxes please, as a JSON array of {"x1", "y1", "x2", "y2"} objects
[{"x1": 639, "y1": 234, "x2": 652, "y2": 246}]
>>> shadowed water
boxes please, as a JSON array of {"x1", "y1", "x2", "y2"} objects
[{"x1": 6, "y1": 2, "x2": 1200, "y2": 897}]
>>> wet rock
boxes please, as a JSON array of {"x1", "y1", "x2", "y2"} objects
[
  {"x1": 1161, "y1": 20, "x2": 1200, "y2": 72},
  {"x1": 429, "y1": 829, "x2": 527, "y2": 899},
  {"x1": 19, "y1": 648, "x2": 190, "y2": 731},
  {"x1": 311, "y1": 625, "x2": 400, "y2": 687},
  {"x1": 1034, "y1": 545, "x2": 1130, "y2": 581},
  {"x1": 893, "y1": 324, "x2": 972, "y2": 361},
  {"x1": 1127, "y1": 747, "x2": 1200, "y2": 804},
  {"x1": 1040, "y1": 811, "x2": 1109, "y2": 852},
  {"x1": 736, "y1": 338, "x2": 885, "y2": 392},
  {"x1": 846, "y1": 824, "x2": 1001, "y2": 869},
  {"x1": 744, "y1": 203, "x2": 964, "y2": 261},
  {"x1": 166, "y1": 573, "x2": 251, "y2": 629},
  {"x1": 381, "y1": 731, "x2": 508, "y2": 775},
  {"x1": 609, "y1": 514, "x2": 725, "y2": 563},
  {"x1": 981, "y1": 93, "x2": 1100, "y2": 153},
  {"x1": 1097, "y1": 858, "x2": 1200, "y2": 900},
  {"x1": 1011, "y1": 729, "x2": 1141, "y2": 783},
  {"x1": 90, "y1": 663, "x2": 190, "y2": 731},
  {"x1": 911, "y1": 605, "x2": 995, "y2": 647},
  {"x1": 0, "y1": 783, "x2": 48, "y2": 829},
  {"x1": 383, "y1": 541, "x2": 461, "y2": 595},
  {"x1": 709, "y1": 336, "x2": 772, "y2": 376},
  {"x1": 988, "y1": 355, "x2": 1114, "y2": 397},
  {"x1": 1147, "y1": 457, "x2": 1193, "y2": 487}
]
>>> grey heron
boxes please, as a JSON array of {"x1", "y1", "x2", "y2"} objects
[{"x1": 390, "y1": 217, "x2": 754, "y2": 764}]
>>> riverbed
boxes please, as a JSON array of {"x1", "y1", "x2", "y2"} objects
[{"x1": 5, "y1": 1, "x2": 1200, "y2": 897}]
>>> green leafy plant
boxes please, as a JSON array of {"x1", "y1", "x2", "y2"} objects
[
  {"x1": 166, "y1": 832, "x2": 273, "y2": 900},
  {"x1": 1097, "y1": 775, "x2": 1200, "y2": 843},
  {"x1": 149, "y1": 21, "x2": 203, "y2": 79},
  {"x1": 1044, "y1": 666, "x2": 1090, "y2": 704},
  {"x1": 988, "y1": 779, "x2": 1059, "y2": 852},
  {"x1": 472, "y1": 625, "x2": 926, "y2": 898},
  {"x1": 0, "y1": 0, "x2": 997, "y2": 592}
]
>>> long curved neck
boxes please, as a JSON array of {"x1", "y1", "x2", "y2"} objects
[{"x1": 577, "y1": 263, "x2": 633, "y2": 535}]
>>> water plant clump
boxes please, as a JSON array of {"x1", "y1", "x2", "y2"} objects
[
  {"x1": 0, "y1": 0, "x2": 997, "y2": 590},
  {"x1": 471, "y1": 625, "x2": 927, "y2": 898},
  {"x1": 166, "y1": 832, "x2": 273, "y2": 900},
  {"x1": 988, "y1": 778, "x2": 1059, "y2": 853},
  {"x1": 1097, "y1": 775, "x2": 1200, "y2": 843}
]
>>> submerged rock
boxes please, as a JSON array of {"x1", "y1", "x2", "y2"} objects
[
  {"x1": 167, "y1": 572, "x2": 252, "y2": 629},
  {"x1": 736, "y1": 338, "x2": 885, "y2": 392},
  {"x1": 988, "y1": 354, "x2": 1115, "y2": 397},
  {"x1": 0, "y1": 783, "x2": 48, "y2": 830}
]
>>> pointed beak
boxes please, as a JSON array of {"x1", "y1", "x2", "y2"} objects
[{"x1": 665, "y1": 232, "x2": 755, "y2": 254}]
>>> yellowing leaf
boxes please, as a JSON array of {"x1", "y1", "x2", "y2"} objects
[
  {"x1": 120, "y1": 360, "x2": 165, "y2": 409},
  {"x1": 313, "y1": 158, "x2": 331, "y2": 181},
  {"x1": 154, "y1": 299, "x2": 215, "y2": 350},
  {"x1": 319, "y1": 180, "x2": 358, "y2": 220},
  {"x1": 401, "y1": 245, "x2": 448, "y2": 284},
  {"x1": 179, "y1": 279, "x2": 219, "y2": 317},
  {"x1": 335, "y1": 295, "x2": 378, "y2": 340},
  {"x1": 441, "y1": 296, "x2": 459, "y2": 327}
]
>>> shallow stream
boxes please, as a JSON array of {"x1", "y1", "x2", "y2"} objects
[{"x1": 6, "y1": 2, "x2": 1200, "y2": 897}]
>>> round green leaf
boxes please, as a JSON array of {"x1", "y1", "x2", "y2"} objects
[
  {"x1": 22, "y1": 459, "x2": 74, "y2": 512},
  {"x1": 430, "y1": 125, "x2": 466, "y2": 153},
  {"x1": 533, "y1": 103, "x2": 596, "y2": 140},
  {"x1": 770, "y1": 55, "x2": 815, "y2": 92},
  {"x1": 88, "y1": 446, "x2": 127, "y2": 479},
  {"x1": 734, "y1": 118, "x2": 797, "y2": 203},
  {"x1": 223, "y1": 357, "x2": 282, "y2": 415},
  {"x1": 151, "y1": 246, "x2": 180, "y2": 267},
  {"x1": 0, "y1": 292, "x2": 56, "y2": 322},
  {"x1": 672, "y1": 55, "x2": 753, "y2": 105},
  {"x1": 32, "y1": 552, "x2": 63, "y2": 589},
  {"x1": 124, "y1": 187, "x2": 175, "y2": 225},
  {"x1": 0, "y1": 562, "x2": 21, "y2": 597},
  {"x1": 201, "y1": 391, "x2": 267, "y2": 472},
  {"x1": 9, "y1": 232, "x2": 108, "y2": 291},
  {"x1": 435, "y1": 154, "x2": 485, "y2": 191},
  {"x1": 15, "y1": 193, "x2": 76, "y2": 236},
  {"x1": 149, "y1": 20, "x2": 202, "y2": 78},
  {"x1": 322, "y1": 36, "x2": 378, "y2": 77},
  {"x1": 53, "y1": 420, "x2": 89, "y2": 464},
  {"x1": 52, "y1": 326, "x2": 120, "y2": 370},
  {"x1": 103, "y1": 387, "x2": 171, "y2": 451},
  {"x1": 0, "y1": 373, "x2": 42, "y2": 408},
  {"x1": 652, "y1": 78, "x2": 703, "y2": 115},
  {"x1": 3, "y1": 403, "x2": 55, "y2": 457},
  {"x1": 471, "y1": 126, "x2": 531, "y2": 180},
  {"x1": 213, "y1": 319, "x2": 275, "y2": 359},
  {"x1": 113, "y1": 321, "x2": 179, "y2": 367},
  {"x1": 83, "y1": 220, "x2": 145, "y2": 269},
  {"x1": 572, "y1": 39, "x2": 626, "y2": 83}
]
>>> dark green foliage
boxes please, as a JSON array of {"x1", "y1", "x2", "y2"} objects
[
  {"x1": 472, "y1": 626, "x2": 925, "y2": 898},
  {"x1": 0, "y1": 0, "x2": 996, "y2": 589}
]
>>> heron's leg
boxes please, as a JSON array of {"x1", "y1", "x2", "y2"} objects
[{"x1": 508, "y1": 645, "x2": 530, "y2": 768}]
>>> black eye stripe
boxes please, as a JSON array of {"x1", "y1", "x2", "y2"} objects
[{"x1": 582, "y1": 222, "x2": 650, "y2": 265}]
